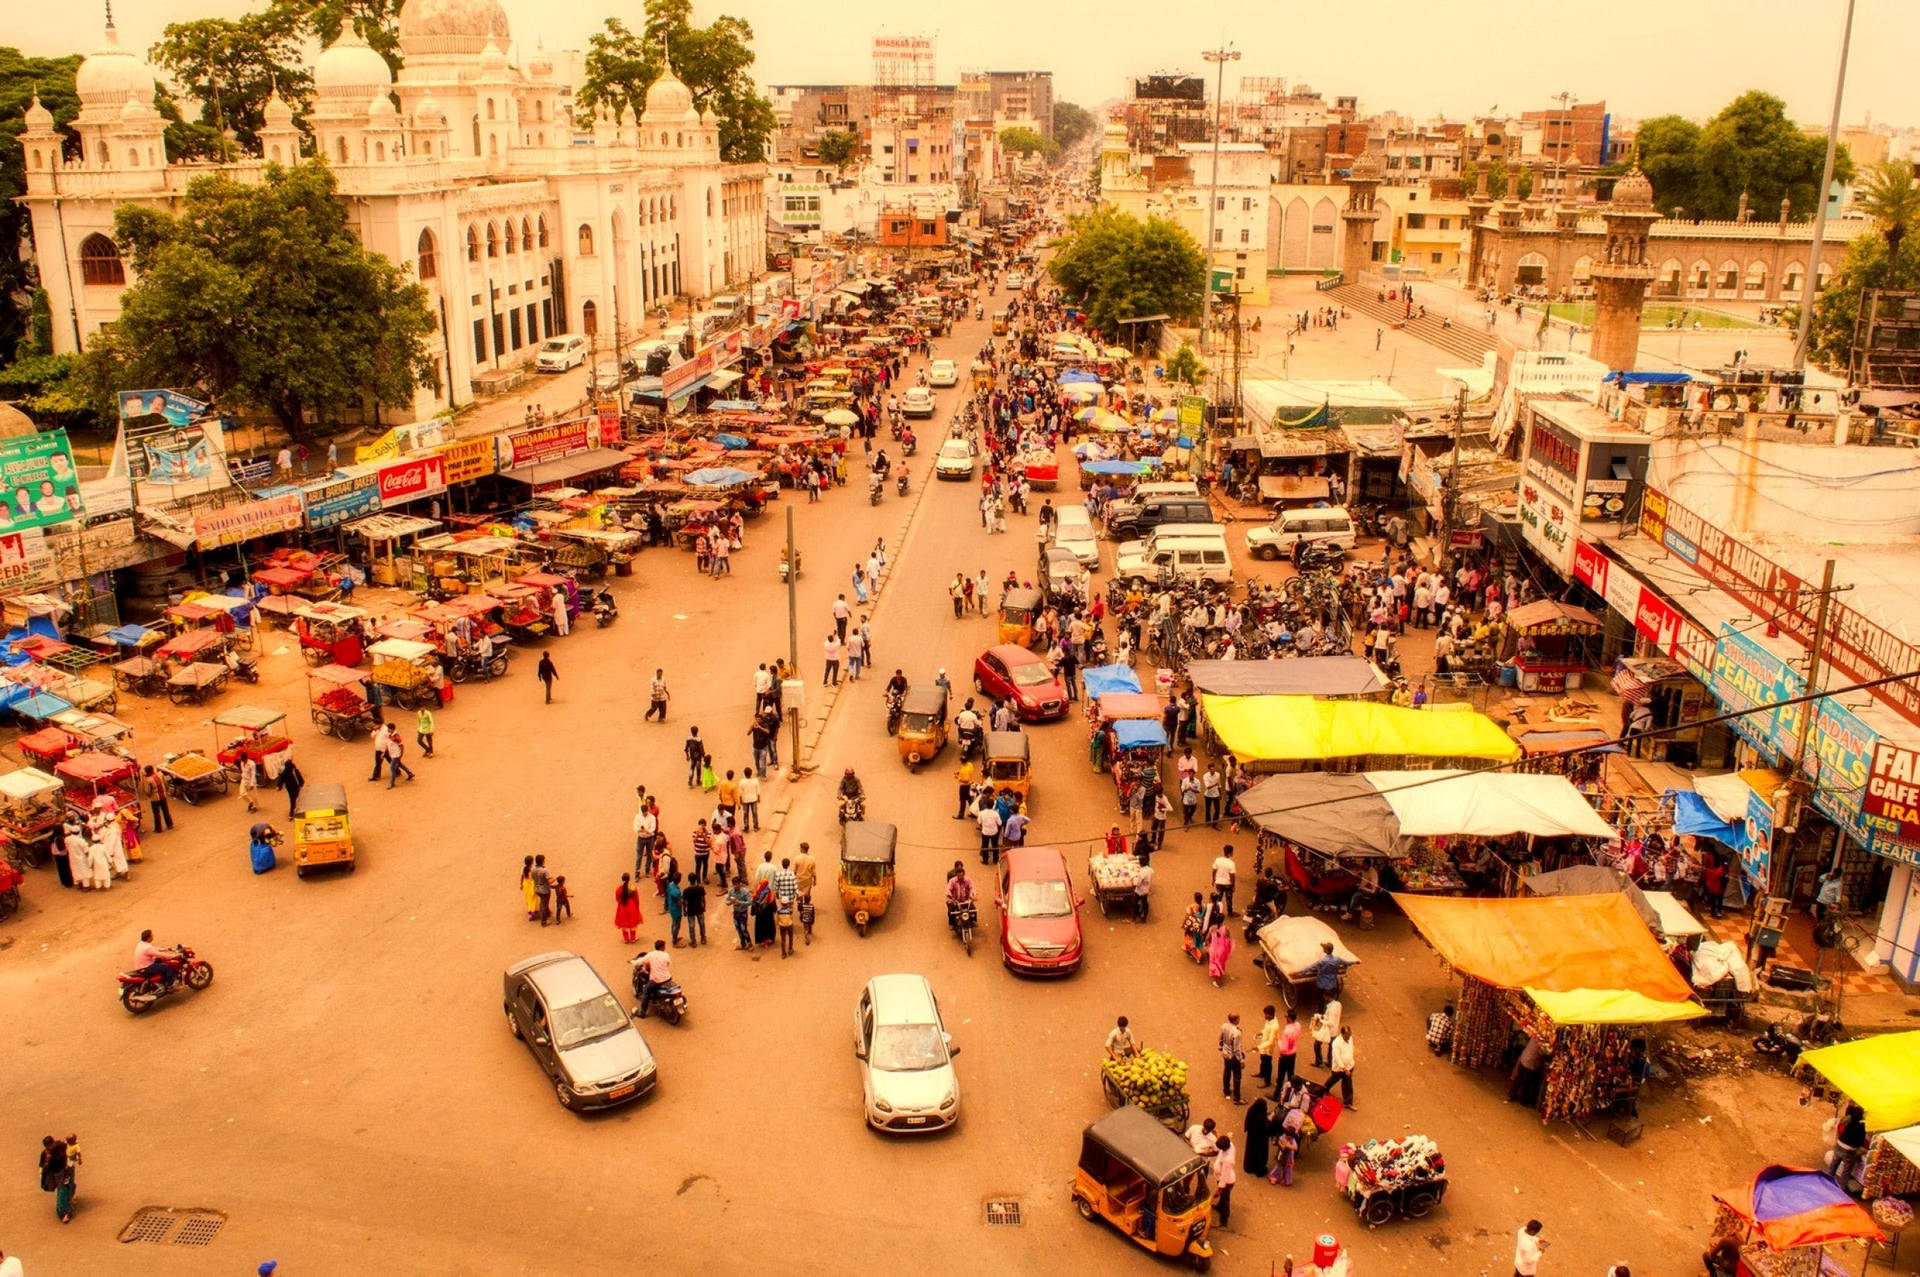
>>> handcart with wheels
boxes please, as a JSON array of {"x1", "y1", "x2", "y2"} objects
[
  {"x1": 1343, "y1": 1134, "x2": 1448, "y2": 1224},
  {"x1": 307, "y1": 665, "x2": 378, "y2": 739},
  {"x1": 212, "y1": 706, "x2": 291, "y2": 784},
  {"x1": 1099, "y1": 1047, "x2": 1191, "y2": 1130},
  {"x1": 366, "y1": 639, "x2": 443, "y2": 711},
  {"x1": 154, "y1": 751, "x2": 229, "y2": 804},
  {"x1": 1255, "y1": 915, "x2": 1359, "y2": 1011},
  {"x1": 1087, "y1": 853, "x2": 1143, "y2": 919}
]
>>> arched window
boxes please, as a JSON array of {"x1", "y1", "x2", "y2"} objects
[
  {"x1": 420, "y1": 139, "x2": 432, "y2": 157},
  {"x1": 375, "y1": 141, "x2": 386, "y2": 162},
  {"x1": 487, "y1": 134, "x2": 498, "y2": 157},
  {"x1": 668, "y1": 196, "x2": 675, "y2": 220},
  {"x1": 271, "y1": 144, "x2": 283, "y2": 163},
  {"x1": 706, "y1": 189, "x2": 713, "y2": 216},
  {"x1": 521, "y1": 218, "x2": 532, "y2": 251},
  {"x1": 503, "y1": 223, "x2": 516, "y2": 254},
  {"x1": 581, "y1": 300, "x2": 598, "y2": 335},
  {"x1": 417, "y1": 229, "x2": 438, "y2": 280},
  {"x1": 472, "y1": 116, "x2": 481, "y2": 153},
  {"x1": 29, "y1": 148, "x2": 40, "y2": 170},
  {"x1": 486, "y1": 99, "x2": 496, "y2": 121},
  {"x1": 535, "y1": 101, "x2": 545, "y2": 122},
  {"x1": 486, "y1": 223, "x2": 499, "y2": 257},
  {"x1": 79, "y1": 234, "x2": 124, "y2": 286},
  {"x1": 676, "y1": 132, "x2": 684, "y2": 148},
  {"x1": 577, "y1": 224, "x2": 595, "y2": 256},
  {"x1": 537, "y1": 216, "x2": 549, "y2": 248},
  {"x1": 335, "y1": 136, "x2": 348, "y2": 162},
  {"x1": 659, "y1": 131, "x2": 668, "y2": 146}
]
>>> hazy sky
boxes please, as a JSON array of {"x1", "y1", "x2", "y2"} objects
[{"x1": 17, "y1": 0, "x2": 1911, "y2": 129}]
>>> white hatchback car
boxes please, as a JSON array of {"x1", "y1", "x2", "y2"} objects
[
  {"x1": 855, "y1": 974, "x2": 959, "y2": 1133},
  {"x1": 902, "y1": 386, "x2": 938, "y2": 418},
  {"x1": 934, "y1": 438, "x2": 977, "y2": 480},
  {"x1": 928, "y1": 359, "x2": 959, "y2": 388}
]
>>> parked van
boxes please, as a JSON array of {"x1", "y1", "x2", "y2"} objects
[
  {"x1": 1051, "y1": 505, "x2": 1100, "y2": 570},
  {"x1": 1245, "y1": 506, "x2": 1357, "y2": 560},
  {"x1": 708, "y1": 293, "x2": 744, "y2": 319},
  {"x1": 535, "y1": 334, "x2": 588, "y2": 373},
  {"x1": 1113, "y1": 524, "x2": 1233, "y2": 586}
]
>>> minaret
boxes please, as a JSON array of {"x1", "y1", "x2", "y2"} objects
[
  {"x1": 1339, "y1": 151, "x2": 1381, "y2": 281},
  {"x1": 1589, "y1": 166, "x2": 1661, "y2": 372},
  {"x1": 1465, "y1": 165, "x2": 1493, "y2": 286}
]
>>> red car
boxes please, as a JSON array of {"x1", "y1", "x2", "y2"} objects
[
  {"x1": 996, "y1": 846, "x2": 1084, "y2": 975},
  {"x1": 973, "y1": 644, "x2": 1068, "y2": 721}
]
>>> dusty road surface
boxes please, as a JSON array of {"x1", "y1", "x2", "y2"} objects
[{"x1": 1, "y1": 304, "x2": 1820, "y2": 1277}]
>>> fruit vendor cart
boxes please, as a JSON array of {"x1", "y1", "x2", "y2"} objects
[
  {"x1": 154, "y1": 749, "x2": 228, "y2": 804},
  {"x1": 54, "y1": 751, "x2": 141, "y2": 828},
  {"x1": 1087, "y1": 853, "x2": 1144, "y2": 918},
  {"x1": 1343, "y1": 1135, "x2": 1448, "y2": 1224},
  {"x1": 366, "y1": 639, "x2": 443, "y2": 711},
  {"x1": 307, "y1": 664, "x2": 378, "y2": 739},
  {"x1": 1100, "y1": 1047, "x2": 1191, "y2": 1130},
  {"x1": 293, "y1": 603, "x2": 367, "y2": 668},
  {"x1": 0, "y1": 767, "x2": 68, "y2": 865},
  {"x1": 213, "y1": 706, "x2": 291, "y2": 784}
]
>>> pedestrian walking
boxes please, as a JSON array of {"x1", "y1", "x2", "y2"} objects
[
  {"x1": 536, "y1": 652, "x2": 558, "y2": 703},
  {"x1": 792, "y1": 841, "x2": 817, "y2": 902},
  {"x1": 975, "y1": 802, "x2": 1002, "y2": 864},
  {"x1": 1212, "y1": 1135, "x2": 1236, "y2": 1227},
  {"x1": 1327, "y1": 1023, "x2": 1356, "y2": 1109},
  {"x1": 415, "y1": 706, "x2": 435, "y2": 757},
  {"x1": 531, "y1": 854, "x2": 553, "y2": 925},
  {"x1": 1220, "y1": 1012, "x2": 1245, "y2": 1103},
  {"x1": 1207, "y1": 920, "x2": 1233, "y2": 987},
  {"x1": 382, "y1": 725, "x2": 416, "y2": 787},
  {"x1": 1132, "y1": 858, "x2": 1153, "y2": 921},
  {"x1": 773, "y1": 858, "x2": 799, "y2": 957},
  {"x1": 140, "y1": 766, "x2": 173, "y2": 833},
  {"x1": 833, "y1": 593, "x2": 851, "y2": 641},
  {"x1": 690, "y1": 820, "x2": 713, "y2": 884},
  {"x1": 1310, "y1": 999, "x2": 1340, "y2": 1068},
  {"x1": 281, "y1": 757, "x2": 304, "y2": 819},
  {"x1": 240, "y1": 755, "x2": 261, "y2": 812},
  {"x1": 822, "y1": 633, "x2": 842, "y2": 685},
  {"x1": 727, "y1": 877, "x2": 752, "y2": 949},
  {"x1": 551, "y1": 875, "x2": 572, "y2": 923},
  {"x1": 40, "y1": 1133, "x2": 73, "y2": 1222},
  {"x1": 1514, "y1": 1220, "x2": 1546, "y2": 1276},
  {"x1": 614, "y1": 874, "x2": 644, "y2": 943},
  {"x1": 646, "y1": 668, "x2": 670, "y2": 721},
  {"x1": 521, "y1": 856, "x2": 538, "y2": 920},
  {"x1": 1255, "y1": 1005, "x2": 1279, "y2": 1085},
  {"x1": 846, "y1": 628, "x2": 866, "y2": 680},
  {"x1": 682, "y1": 876, "x2": 707, "y2": 947},
  {"x1": 739, "y1": 767, "x2": 761, "y2": 831},
  {"x1": 1274, "y1": 1008, "x2": 1301, "y2": 1091},
  {"x1": 666, "y1": 871, "x2": 684, "y2": 945},
  {"x1": 684, "y1": 727, "x2": 707, "y2": 787}
]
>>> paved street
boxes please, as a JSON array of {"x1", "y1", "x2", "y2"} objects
[{"x1": 1, "y1": 306, "x2": 1831, "y2": 1276}]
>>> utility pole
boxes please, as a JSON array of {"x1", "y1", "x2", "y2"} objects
[
  {"x1": 1792, "y1": 0, "x2": 1856, "y2": 371},
  {"x1": 1440, "y1": 383, "x2": 1467, "y2": 555},
  {"x1": 784, "y1": 503, "x2": 802, "y2": 780},
  {"x1": 1791, "y1": 559, "x2": 1838, "y2": 775},
  {"x1": 1198, "y1": 44, "x2": 1240, "y2": 356}
]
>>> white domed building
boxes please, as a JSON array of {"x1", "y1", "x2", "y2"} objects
[{"x1": 17, "y1": 1, "x2": 767, "y2": 423}]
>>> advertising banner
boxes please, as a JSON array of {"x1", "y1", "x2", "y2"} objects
[
  {"x1": 662, "y1": 351, "x2": 716, "y2": 400},
  {"x1": 1736, "y1": 784, "x2": 1776, "y2": 888},
  {"x1": 303, "y1": 473, "x2": 381, "y2": 530},
  {"x1": 356, "y1": 428, "x2": 409, "y2": 465},
  {"x1": 0, "y1": 431, "x2": 85, "y2": 531},
  {"x1": 377, "y1": 455, "x2": 446, "y2": 508},
  {"x1": 0, "y1": 528, "x2": 58, "y2": 592},
  {"x1": 194, "y1": 494, "x2": 304, "y2": 549},
  {"x1": 1179, "y1": 395, "x2": 1207, "y2": 429},
  {"x1": 435, "y1": 438, "x2": 496, "y2": 485},
  {"x1": 500, "y1": 419, "x2": 594, "y2": 471},
  {"x1": 1866, "y1": 744, "x2": 1920, "y2": 845}
]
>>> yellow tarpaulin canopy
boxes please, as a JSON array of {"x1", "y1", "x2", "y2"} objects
[
  {"x1": 1396, "y1": 893, "x2": 1701, "y2": 1020},
  {"x1": 1202, "y1": 695, "x2": 1522, "y2": 764},
  {"x1": 1798, "y1": 1031, "x2": 1920, "y2": 1132}
]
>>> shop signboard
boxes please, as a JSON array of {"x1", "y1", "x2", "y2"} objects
[
  {"x1": 376, "y1": 455, "x2": 446, "y2": 508},
  {"x1": 1734, "y1": 783, "x2": 1775, "y2": 888},
  {"x1": 194, "y1": 494, "x2": 304, "y2": 550},
  {"x1": 1517, "y1": 478, "x2": 1575, "y2": 576},
  {"x1": 500, "y1": 419, "x2": 594, "y2": 470},
  {"x1": 0, "y1": 528, "x2": 58, "y2": 592},
  {"x1": 1178, "y1": 395, "x2": 1206, "y2": 429},
  {"x1": 1708, "y1": 624, "x2": 1803, "y2": 755},
  {"x1": 1866, "y1": 743, "x2": 1920, "y2": 845},
  {"x1": 661, "y1": 351, "x2": 716, "y2": 400},
  {"x1": 0, "y1": 431, "x2": 85, "y2": 531},
  {"x1": 304, "y1": 472, "x2": 381, "y2": 529},
  {"x1": 435, "y1": 438, "x2": 496, "y2": 485}
]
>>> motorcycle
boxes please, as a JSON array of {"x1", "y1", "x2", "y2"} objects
[
  {"x1": 778, "y1": 548, "x2": 802, "y2": 583},
  {"x1": 838, "y1": 791, "x2": 867, "y2": 823},
  {"x1": 902, "y1": 431, "x2": 917, "y2": 457},
  {"x1": 956, "y1": 724, "x2": 983, "y2": 763},
  {"x1": 890, "y1": 420, "x2": 903, "y2": 440},
  {"x1": 448, "y1": 648, "x2": 510, "y2": 684},
  {"x1": 592, "y1": 592, "x2": 618, "y2": 628},
  {"x1": 895, "y1": 471, "x2": 909, "y2": 497},
  {"x1": 117, "y1": 945, "x2": 214, "y2": 1014},
  {"x1": 868, "y1": 474, "x2": 884, "y2": 506},
  {"x1": 629, "y1": 965, "x2": 689, "y2": 1025},
  {"x1": 1754, "y1": 1011, "x2": 1842, "y2": 1068},
  {"x1": 227, "y1": 653, "x2": 260, "y2": 684},
  {"x1": 1242, "y1": 897, "x2": 1280, "y2": 944},
  {"x1": 948, "y1": 898, "x2": 978, "y2": 957},
  {"x1": 1292, "y1": 541, "x2": 1347, "y2": 572},
  {"x1": 885, "y1": 689, "x2": 904, "y2": 735}
]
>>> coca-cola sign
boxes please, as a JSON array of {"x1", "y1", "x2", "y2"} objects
[{"x1": 377, "y1": 455, "x2": 446, "y2": 508}]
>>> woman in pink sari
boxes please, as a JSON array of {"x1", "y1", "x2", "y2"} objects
[{"x1": 1207, "y1": 922, "x2": 1234, "y2": 987}]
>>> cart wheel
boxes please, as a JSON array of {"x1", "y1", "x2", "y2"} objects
[
  {"x1": 448, "y1": 663, "x2": 470, "y2": 685},
  {"x1": 216, "y1": 775, "x2": 230, "y2": 794},
  {"x1": 1074, "y1": 1195, "x2": 1095, "y2": 1222},
  {"x1": 103, "y1": 693, "x2": 118, "y2": 714},
  {"x1": 1191, "y1": 1257, "x2": 1210, "y2": 1273},
  {"x1": 302, "y1": 649, "x2": 326, "y2": 667},
  {"x1": 1361, "y1": 1195, "x2": 1397, "y2": 1225},
  {"x1": 1403, "y1": 1189, "x2": 1439, "y2": 1219},
  {"x1": 1279, "y1": 974, "x2": 1299, "y2": 1010},
  {"x1": 295, "y1": 865, "x2": 307, "y2": 879}
]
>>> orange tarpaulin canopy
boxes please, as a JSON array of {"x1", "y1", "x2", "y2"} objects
[{"x1": 1394, "y1": 892, "x2": 1696, "y2": 1004}]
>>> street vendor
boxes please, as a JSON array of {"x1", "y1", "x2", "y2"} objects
[
  {"x1": 1104, "y1": 1015, "x2": 1140, "y2": 1060},
  {"x1": 1303, "y1": 942, "x2": 1352, "y2": 996}
]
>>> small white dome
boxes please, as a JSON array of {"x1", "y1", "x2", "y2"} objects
[
  {"x1": 415, "y1": 93, "x2": 446, "y2": 125},
  {"x1": 263, "y1": 90, "x2": 294, "y2": 127},
  {"x1": 316, "y1": 31, "x2": 393, "y2": 96},
  {"x1": 23, "y1": 93, "x2": 55, "y2": 129},
  {"x1": 368, "y1": 90, "x2": 398, "y2": 122},
  {"x1": 75, "y1": 21, "x2": 157, "y2": 112},
  {"x1": 478, "y1": 37, "x2": 508, "y2": 74},
  {"x1": 643, "y1": 68, "x2": 693, "y2": 120},
  {"x1": 528, "y1": 40, "x2": 553, "y2": 78},
  {"x1": 118, "y1": 92, "x2": 161, "y2": 124}
]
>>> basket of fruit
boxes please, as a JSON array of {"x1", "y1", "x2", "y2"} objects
[{"x1": 1100, "y1": 1048, "x2": 1191, "y2": 1129}]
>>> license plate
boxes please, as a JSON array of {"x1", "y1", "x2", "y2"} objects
[
  {"x1": 904, "y1": 1116, "x2": 927, "y2": 1125},
  {"x1": 608, "y1": 1084, "x2": 636, "y2": 1100}
]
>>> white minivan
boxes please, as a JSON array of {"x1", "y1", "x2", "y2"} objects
[
  {"x1": 535, "y1": 334, "x2": 588, "y2": 372},
  {"x1": 1051, "y1": 505, "x2": 1100, "y2": 570},
  {"x1": 1245, "y1": 506, "x2": 1358, "y2": 560},
  {"x1": 1114, "y1": 523, "x2": 1233, "y2": 586}
]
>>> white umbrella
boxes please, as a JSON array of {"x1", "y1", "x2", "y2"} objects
[{"x1": 822, "y1": 409, "x2": 859, "y2": 427}]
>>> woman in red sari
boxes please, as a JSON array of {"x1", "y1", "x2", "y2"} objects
[{"x1": 614, "y1": 873, "x2": 645, "y2": 944}]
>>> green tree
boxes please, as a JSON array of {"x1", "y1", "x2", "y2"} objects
[
  {"x1": 1053, "y1": 101, "x2": 1096, "y2": 150},
  {"x1": 1806, "y1": 230, "x2": 1920, "y2": 371},
  {"x1": 1164, "y1": 342, "x2": 1206, "y2": 388},
  {"x1": 815, "y1": 128, "x2": 859, "y2": 173},
  {"x1": 150, "y1": 10, "x2": 312, "y2": 152},
  {"x1": 268, "y1": 0, "x2": 407, "y2": 73},
  {"x1": 1000, "y1": 125, "x2": 1059, "y2": 163},
  {"x1": 0, "y1": 48, "x2": 81, "y2": 363},
  {"x1": 1514, "y1": 167, "x2": 1534, "y2": 200},
  {"x1": 83, "y1": 161, "x2": 435, "y2": 440},
  {"x1": 1461, "y1": 158, "x2": 1511, "y2": 200},
  {"x1": 1048, "y1": 206, "x2": 1206, "y2": 336},
  {"x1": 1694, "y1": 91, "x2": 1852, "y2": 222},
  {"x1": 1854, "y1": 159, "x2": 1919, "y2": 262},
  {"x1": 1635, "y1": 114, "x2": 1701, "y2": 215},
  {"x1": 579, "y1": 1, "x2": 775, "y2": 163}
]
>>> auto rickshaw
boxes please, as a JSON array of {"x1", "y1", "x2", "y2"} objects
[
  {"x1": 838, "y1": 820, "x2": 897, "y2": 937},
  {"x1": 992, "y1": 312, "x2": 1010, "y2": 336},
  {"x1": 292, "y1": 782, "x2": 355, "y2": 878},
  {"x1": 1071, "y1": 1104, "x2": 1215, "y2": 1271},
  {"x1": 896, "y1": 685, "x2": 950, "y2": 767},
  {"x1": 984, "y1": 730, "x2": 1031, "y2": 810},
  {"x1": 998, "y1": 586, "x2": 1044, "y2": 648}
]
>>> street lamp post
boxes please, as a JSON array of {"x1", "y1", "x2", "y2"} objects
[
  {"x1": 1792, "y1": 0, "x2": 1858, "y2": 371},
  {"x1": 1198, "y1": 45, "x2": 1240, "y2": 356}
]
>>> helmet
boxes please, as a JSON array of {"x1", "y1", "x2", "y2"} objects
[{"x1": 844, "y1": 767, "x2": 855, "y2": 775}]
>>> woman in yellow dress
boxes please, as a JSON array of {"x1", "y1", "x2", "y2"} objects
[{"x1": 520, "y1": 856, "x2": 539, "y2": 920}]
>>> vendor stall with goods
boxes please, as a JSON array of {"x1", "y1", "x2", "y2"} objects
[
  {"x1": 1099, "y1": 1047, "x2": 1191, "y2": 1129},
  {"x1": 1797, "y1": 1031, "x2": 1920, "y2": 1201},
  {"x1": 1201, "y1": 695, "x2": 1521, "y2": 776},
  {"x1": 1504, "y1": 600, "x2": 1603, "y2": 694},
  {"x1": 1705, "y1": 1165, "x2": 1886, "y2": 1277}
]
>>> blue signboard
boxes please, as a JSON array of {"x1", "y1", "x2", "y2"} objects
[{"x1": 303, "y1": 474, "x2": 380, "y2": 529}]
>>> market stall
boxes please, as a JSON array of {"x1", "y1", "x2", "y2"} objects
[
  {"x1": 1798, "y1": 1031, "x2": 1920, "y2": 1200},
  {"x1": 1398, "y1": 892, "x2": 1704, "y2": 1122},
  {"x1": 344, "y1": 513, "x2": 441, "y2": 587},
  {"x1": 1505, "y1": 600, "x2": 1603, "y2": 694},
  {"x1": 1202, "y1": 696, "x2": 1522, "y2": 775},
  {"x1": 1707, "y1": 1165, "x2": 1886, "y2": 1277},
  {"x1": 1184, "y1": 657, "x2": 1386, "y2": 701}
]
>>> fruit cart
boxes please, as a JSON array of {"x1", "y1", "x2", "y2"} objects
[
  {"x1": 54, "y1": 751, "x2": 141, "y2": 828},
  {"x1": 1087, "y1": 853, "x2": 1143, "y2": 918},
  {"x1": 1100, "y1": 1048, "x2": 1191, "y2": 1130},
  {"x1": 307, "y1": 664, "x2": 378, "y2": 739},
  {"x1": 213, "y1": 706, "x2": 291, "y2": 784},
  {"x1": 1343, "y1": 1135, "x2": 1448, "y2": 1224},
  {"x1": 0, "y1": 767, "x2": 68, "y2": 866},
  {"x1": 154, "y1": 751, "x2": 229, "y2": 804},
  {"x1": 366, "y1": 638, "x2": 443, "y2": 711},
  {"x1": 1255, "y1": 915, "x2": 1360, "y2": 1011},
  {"x1": 293, "y1": 603, "x2": 367, "y2": 668}
]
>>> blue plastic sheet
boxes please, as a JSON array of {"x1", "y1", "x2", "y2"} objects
[
  {"x1": 713, "y1": 432, "x2": 751, "y2": 449},
  {"x1": 1668, "y1": 789, "x2": 1742, "y2": 844},
  {"x1": 1081, "y1": 665, "x2": 1143, "y2": 698},
  {"x1": 1112, "y1": 719, "x2": 1167, "y2": 748}
]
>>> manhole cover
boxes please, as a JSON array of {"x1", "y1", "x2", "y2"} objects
[
  {"x1": 984, "y1": 1198, "x2": 1024, "y2": 1226},
  {"x1": 120, "y1": 1207, "x2": 227, "y2": 1247}
]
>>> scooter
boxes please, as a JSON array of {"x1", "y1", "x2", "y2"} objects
[
  {"x1": 838, "y1": 792, "x2": 866, "y2": 823},
  {"x1": 592, "y1": 592, "x2": 618, "y2": 627},
  {"x1": 896, "y1": 471, "x2": 909, "y2": 497},
  {"x1": 630, "y1": 966, "x2": 689, "y2": 1025},
  {"x1": 956, "y1": 724, "x2": 983, "y2": 763},
  {"x1": 902, "y1": 431, "x2": 917, "y2": 457},
  {"x1": 867, "y1": 473, "x2": 884, "y2": 506},
  {"x1": 117, "y1": 945, "x2": 215, "y2": 1014}
]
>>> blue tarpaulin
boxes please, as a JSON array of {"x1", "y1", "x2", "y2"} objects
[
  {"x1": 1669, "y1": 789, "x2": 1742, "y2": 844},
  {"x1": 1082, "y1": 665, "x2": 1143, "y2": 698},
  {"x1": 1058, "y1": 370, "x2": 1101, "y2": 385},
  {"x1": 1603, "y1": 371, "x2": 1692, "y2": 385},
  {"x1": 14, "y1": 692, "x2": 72, "y2": 720},
  {"x1": 1082, "y1": 459, "x2": 1153, "y2": 476},
  {"x1": 1112, "y1": 719, "x2": 1168, "y2": 749},
  {"x1": 0, "y1": 682, "x2": 34, "y2": 709},
  {"x1": 106, "y1": 625, "x2": 154, "y2": 648},
  {"x1": 685, "y1": 467, "x2": 756, "y2": 486},
  {"x1": 713, "y1": 432, "x2": 751, "y2": 449}
]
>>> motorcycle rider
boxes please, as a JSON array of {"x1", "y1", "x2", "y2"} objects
[
  {"x1": 946, "y1": 865, "x2": 977, "y2": 934},
  {"x1": 871, "y1": 448, "x2": 891, "y2": 478},
  {"x1": 630, "y1": 939, "x2": 675, "y2": 1018},
  {"x1": 838, "y1": 767, "x2": 866, "y2": 816},
  {"x1": 131, "y1": 928, "x2": 177, "y2": 990},
  {"x1": 953, "y1": 698, "x2": 983, "y2": 756}
]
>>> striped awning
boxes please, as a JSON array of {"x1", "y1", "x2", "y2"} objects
[{"x1": 1612, "y1": 666, "x2": 1652, "y2": 704}]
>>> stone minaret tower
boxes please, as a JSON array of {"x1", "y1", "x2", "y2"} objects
[
  {"x1": 1339, "y1": 151, "x2": 1381, "y2": 281},
  {"x1": 1589, "y1": 167, "x2": 1661, "y2": 372}
]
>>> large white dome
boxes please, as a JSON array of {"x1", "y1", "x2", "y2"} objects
[
  {"x1": 75, "y1": 21, "x2": 157, "y2": 113},
  {"x1": 643, "y1": 69, "x2": 694, "y2": 120},
  {"x1": 315, "y1": 30, "x2": 393, "y2": 97},
  {"x1": 398, "y1": 0, "x2": 511, "y2": 57}
]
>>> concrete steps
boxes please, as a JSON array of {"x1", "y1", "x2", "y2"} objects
[{"x1": 1327, "y1": 283, "x2": 1500, "y2": 366}]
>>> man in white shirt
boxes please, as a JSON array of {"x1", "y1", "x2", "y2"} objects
[
  {"x1": 632, "y1": 805, "x2": 658, "y2": 876},
  {"x1": 630, "y1": 940, "x2": 675, "y2": 1017},
  {"x1": 1211, "y1": 847, "x2": 1238, "y2": 915},
  {"x1": 0, "y1": 1246, "x2": 25, "y2": 1277},
  {"x1": 1184, "y1": 1118, "x2": 1218, "y2": 1156},
  {"x1": 1513, "y1": 1219, "x2": 1545, "y2": 1276},
  {"x1": 1327, "y1": 1023, "x2": 1357, "y2": 1110},
  {"x1": 975, "y1": 803, "x2": 1002, "y2": 865}
]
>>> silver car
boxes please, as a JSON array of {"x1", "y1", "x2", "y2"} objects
[
  {"x1": 856, "y1": 974, "x2": 960, "y2": 1133},
  {"x1": 504, "y1": 952, "x2": 657, "y2": 1111}
]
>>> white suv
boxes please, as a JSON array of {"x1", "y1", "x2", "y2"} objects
[{"x1": 535, "y1": 335, "x2": 588, "y2": 373}]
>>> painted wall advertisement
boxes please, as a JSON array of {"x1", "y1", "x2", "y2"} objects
[
  {"x1": 194, "y1": 494, "x2": 305, "y2": 550},
  {"x1": 0, "y1": 431, "x2": 85, "y2": 531}
]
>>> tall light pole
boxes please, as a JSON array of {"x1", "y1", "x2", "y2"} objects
[
  {"x1": 1198, "y1": 45, "x2": 1240, "y2": 356},
  {"x1": 1792, "y1": 0, "x2": 1857, "y2": 371}
]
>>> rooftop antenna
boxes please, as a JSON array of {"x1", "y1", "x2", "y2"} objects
[{"x1": 104, "y1": 0, "x2": 114, "y2": 27}]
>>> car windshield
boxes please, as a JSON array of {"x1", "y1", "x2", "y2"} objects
[
  {"x1": 551, "y1": 993, "x2": 630, "y2": 1049},
  {"x1": 540, "y1": 340, "x2": 569, "y2": 353},
  {"x1": 870, "y1": 1024, "x2": 948, "y2": 1071},
  {"x1": 1010, "y1": 878, "x2": 1072, "y2": 917},
  {"x1": 942, "y1": 444, "x2": 971, "y2": 459},
  {"x1": 1008, "y1": 662, "x2": 1052, "y2": 688}
]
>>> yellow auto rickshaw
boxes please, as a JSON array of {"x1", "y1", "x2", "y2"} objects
[
  {"x1": 998, "y1": 586, "x2": 1044, "y2": 648},
  {"x1": 896, "y1": 685, "x2": 950, "y2": 767},
  {"x1": 838, "y1": 820, "x2": 897, "y2": 936},
  {"x1": 992, "y1": 312, "x2": 1010, "y2": 336},
  {"x1": 1071, "y1": 1105, "x2": 1215, "y2": 1271},
  {"x1": 985, "y1": 730, "x2": 1031, "y2": 810},
  {"x1": 292, "y1": 782, "x2": 355, "y2": 878}
]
